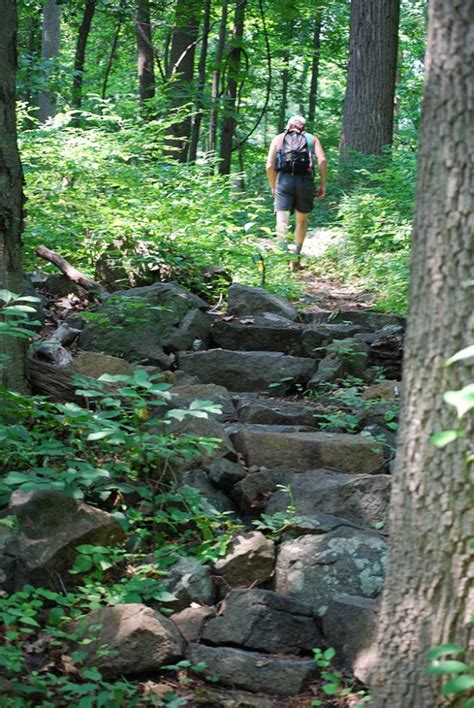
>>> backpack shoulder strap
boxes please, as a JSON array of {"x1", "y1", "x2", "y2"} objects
[
  {"x1": 304, "y1": 132, "x2": 315, "y2": 153},
  {"x1": 275, "y1": 132, "x2": 287, "y2": 149}
]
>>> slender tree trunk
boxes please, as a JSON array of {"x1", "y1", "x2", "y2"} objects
[
  {"x1": 188, "y1": 0, "x2": 211, "y2": 162},
  {"x1": 0, "y1": 0, "x2": 28, "y2": 394},
  {"x1": 277, "y1": 48, "x2": 290, "y2": 133},
  {"x1": 71, "y1": 0, "x2": 96, "y2": 112},
  {"x1": 340, "y1": 0, "x2": 400, "y2": 161},
  {"x1": 101, "y1": 14, "x2": 123, "y2": 99},
  {"x1": 307, "y1": 13, "x2": 322, "y2": 130},
  {"x1": 372, "y1": 2, "x2": 474, "y2": 706},
  {"x1": 135, "y1": 0, "x2": 155, "y2": 106},
  {"x1": 208, "y1": 0, "x2": 228, "y2": 154},
  {"x1": 218, "y1": 0, "x2": 246, "y2": 175},
  {"x1": 166, "y1": 0, "x2": 202, "y2": 162},
  {"x1": 38, "y1": 0, "x2": 61, "y2": 122}
]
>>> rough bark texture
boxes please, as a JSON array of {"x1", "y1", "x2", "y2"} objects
[
  {"x1": 340, "y1": 0, "x2": 400, "y2": 159},
  {"x1": 218, "y1": 0, "x2": 246, "y2": 175},
  {"x1": 208, "y1": 0, "x2": 228, "y2": 154},
  {"x1": 166, "y1": 0, "x2": 202, "y2": 162},
  {"x1": 135, "y1": 0, "x2": 155, "y2": 105},
  {"x1": 307, "y1": 13, "x2": 322, "y2": 130},
  {"x1": 38, "y1": 0, "x2": 61, "y2": 122},
  {"x1": 102, "y1": 14, "x2": 123, "y2": 99},
  {"x1": 0, "y1": 0, "x2": 28, "y2": 393},
  {"x1": 188, "y1": 0, "x2": 211, "y2": 162},
  {"x1": 372, "y1": 1, "x2": 474, "y2": 706},
  {"x1": 71, "y1": 0, "x2": 96, "y2": 112}
]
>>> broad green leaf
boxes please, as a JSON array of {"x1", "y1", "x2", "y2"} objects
[
  {"x1": 427, "y1": 644, "x2": 465, "y2": 661},
  {"x1": 444, "y1": 385, "x2": 474, "y2": 418},
  {"x1": 430, "y1": 430, "x2": 463, "y2": 448},
  {"x1": 442, "y1": 674, "x2": 474, "y2": 695},
  {"x1": 446, "y1": 346, "x2": 474, "y2": 366},
  {"x1": 427, "y1": 660, "x2": 470, "y2": 675},
  {"x1": 86, "y1": 430, "x2": 116, "y2": 441}
]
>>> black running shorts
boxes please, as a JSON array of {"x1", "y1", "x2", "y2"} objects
[{"x1": 274, "y1": 172, "x2": 315, "y2": 213}]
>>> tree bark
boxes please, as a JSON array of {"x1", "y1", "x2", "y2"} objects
[
  {"x1": 36, "y1": 246, "x2": 108, "y2": 300},
  {"x1": 307, "y1": 12, "x2": 322, "y2": 130},
  {"x1": 372, "y1": 1, "x2": 474, "y2": 706},
  {"x1": 188, "y1": 0, "x2": 211, "y2": 162},
  {"x1": 218, "y1": 0, "x2": 246, "y2": 175},
  {"x1": 208, "y1": 0, "x2": 229, "y2": 154},
  {"x1": 135, "y1": 0, "x2": 155, "y2": 106},
  {"x1": 71, "y1": 0, "x2": 96, "y2": 113},
  {"x1": 277, "y1": 48, "x2": 290, "y2": 133},
  {"x1": 166, "y1": 0, "x2": 202, "y2": 162},
  {"x1": 0, "y1": 0, "x2": 28, "y2": 394},
  {"x1": 340, "y1": 0, "x2": 400, "y2": 160},
  {"x1": 102, "y1": 13, "x2": 123, "y2": 99},
  {"x1": 38, "y1": 0, "x2": 61, "y2": 122}
]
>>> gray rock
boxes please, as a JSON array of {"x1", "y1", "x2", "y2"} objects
[
  {"x1": 42, "y1": 273, "x2": 87, "y2": 299},
  {"x1": 161, "y1": 415, "x2": 236, "y2": 468},
  {"x1": 214, "y1": 532, "x2": 275, "y2": 591},
  {"x1": 0, "y1": 523, "x2": 17, "y2": 591},
  {"x1": 274, "y1": 527, "x2": 388, "y2": 615},
  {"x1": 302, "y1": 309, "x2": 405, "y2": 332},
  {"x1": 322, "y1": 594, "x2": 378, "y2": 683},
  {"x1": 179, "y1": 349, "x2": 316, "y2": 393},
  {"x1": 74, "y1": 604, "x2": 184, "y2": 677},
  {"x1": 301, "y1": 323, "x2": 365, "y2": 358},
  {"x1": 79, "y1": 282, "x2": 208, "y2": 367},
  {"x1": 162, "y1": 308, "x2": 212, "y2": 351},
  {"x1": 202, "y1": 588, "x2": 322, "y2": 654},
  {"x1": 180, "y1": 470, "x2": 238, "y2": 515},
  {"x1": 171, "y1": 605, "x2": 216, "y2": 643},
  {"x1": 68, "y1": 351, "x2": 134, "y2": 379},
  {"x1": 208, "y1": 458, "x2": 247, "y2": 492},
  {"x1": 231, "y1": 428, "x2": 385, "y2": 475},
  {"x1": 8, "y1": 490, "x2": 124, "y2": 589},
  {"x1": 307, "y1": 353, "x2": 345, "y2": 387},
  {"x1": 334, "y1": 474, "x2": 391, "y2": 528},
  {"x1": 236, "y1": 397, "x2": 320, "y2": 428},
  {"x1": 159, "y1": 555, "x2": 215, "y2": 611},
  {"x1": 227, "y1": 284, "x2": 298, "y2": 321},
  {"x1": 281, "y1": 513, "x2": 359, "y2": 540},
  {"x1": 211, "y1": 314, "x2": 304, "y2": 354},
  {"x1": 185, "y1": 644, "x2": 316, "y2": 696},
  {"x1": 231, "y1": 468, "x2": 289, "y2": 515}
]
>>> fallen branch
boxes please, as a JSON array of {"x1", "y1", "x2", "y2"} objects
[{"x1": 36, "y1": 246, "x2": 109, "y2": 300}]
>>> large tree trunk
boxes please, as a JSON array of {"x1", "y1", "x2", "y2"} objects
[
  {"x1": 135, "y1": 0, "x2": 155, "y2": 106},
  {"x1": 340, "y1": 0, "x2": 400, "y2": 160},
  {"x1": 38, "y1": 0, "x2": 61, "y2": 122},
  {"x1": 372, "y1": 1, "x2": 474, "y2": 706},
  {"x1": 101, "y1": 13, "x2": 123, "y2": 99},
  {"x1": 277, "y1": 48, "x2": 290, "y2": 133},
  {"x1": 307, "y1": 12, "x2": 322, "y2": 131},
  {"x1": 0, "y1": 0, "x2": 28, "y2": 394},
  {"x1": 218, "y1": 0, "x2": 246, "y2": 175},
  {"x1": 208, "y1": 0, "x2": 229, "y2": 154},
  {"x1": 166, "y1": 0, "x2": 202, "y2": 162},
  {"x1": 71, "y1": 0, "x2": 96, "y2": 113},
  {"x1": 188, "y1": 0, "x2": 211, "y2": 162}
]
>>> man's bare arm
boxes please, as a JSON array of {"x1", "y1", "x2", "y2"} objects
[
  {"x1": 314, "y1": 135, "x2": 327, "y2": 197},
  {"x1": 266, "y1": 138, "x2": 278, "y2": 193}
]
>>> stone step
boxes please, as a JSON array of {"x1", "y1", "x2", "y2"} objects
[
  {"x1": 210, "y1": 314, "x2": 304, "y2": 355},
  {"x1": 230, "y1": 426, "x2": 385, "y2": 475},
  {"x1": 178, "y1": 349, "x2": 316, "y2": 393}
]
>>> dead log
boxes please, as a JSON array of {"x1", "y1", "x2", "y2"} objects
[
  {"x1": 48, "y1": 322, "x2": 81, "y2": 346},
  {"x1": 36, "y1": 246, "x2": 109, "y2": 300},
  {"x1": 27, "y1": 356, "x2": 81, "y2": 402}
]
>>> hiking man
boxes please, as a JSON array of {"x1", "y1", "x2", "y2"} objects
[{"x1": 266, "y1": 115, "x2": 327, "y2": 269}]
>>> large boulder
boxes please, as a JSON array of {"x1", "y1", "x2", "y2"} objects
[
  {"x1": 170, "y1": 606, "x2": 216, "y2": 643},
  {"x1": 179, "y1": 349, "x2": 316, "y2": 393},
  {"x1": 301, "y1": 323, "x2": 364, "y2": 358},
  {"x1": 236, "y1": 396, "x2": 320, "y2": 428},
  {"x1": 161, "y1": 414, "x2": 236, "y2": 468},
  {"x1": 214, "y1": 531, "x2": 275, "y2": 592},
  {"x1": 79, "y1": 283, "x2": 209, "y2": 367},
  {"x1": 186, "y1": 644, "x2": 316, "y2": 696},
  {"x1": 68, "y1": 351, "x2": 134, "y2": 379},
  {"x1": 302, "y1": 309, "x2": 405, "y2": 332},
  {"x1": 334, "y1": 474, "x2": 391, "y2": 528},
  {"x1": 201, "y1": 588, "x2": 322, "y2": 654},
  {"x1": 230, "y1": 428, "x2": 385, "y2": 475},
  {"x1": 158, "y1": 555, "x2": 215, "y2": 611},
  {"x1": 179, "y1": 470, "x2": 238, "y2": 515},
  {"x1": 7, "y1": 490, "x2": 124, "y2": 589},
  {"x1": 74, "y1": 604, "x2": 184, "y2": 677},
  {"x1": 322, "y1": 594, "x2": 379, "y2": 683},
  {"x1": 167, "y1": 383, "x2": 236, "y2": 422},
  {"x1": 211, "y1": 314, "x2": 304, "y2": 354},
  {"x1": 274, "y1": 526, "x2": 388, "y2": 615},
  {"x1": 227, "y1": 284, "x2": 298, "y2": 321}
]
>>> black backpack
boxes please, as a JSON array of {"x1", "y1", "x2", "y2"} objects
[{"x1": 275, "y1": 130, "x2": 314, "y2": 175}]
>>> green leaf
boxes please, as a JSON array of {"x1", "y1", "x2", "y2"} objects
[
  {"x1": 430, "y1": 430, "x2": 463, "y2": 448},
  {"x1": 444, "y1": 385, "x2": 474, "y2": 418},
  {"x1": 322, "y1": 684, "x2": 339, "y2": 695},
  {"x1": 442, "y1": 674, "x2": 474, "y2": 695},
  {"x1": 445, "y1": 346, "x2": 474, "y2": 366},
  {"x1": 323, "y1": 647, "x2": 336, "y2": 660},
  {"x1": 427, "y1": 644, "x2": 465, "y2": 661},
  {"x1": 428, "y1": 660, "x2": 470, "y2": 675},
  {"x1": 86, "y1": 430, "x2": 115, "y2": 441}
]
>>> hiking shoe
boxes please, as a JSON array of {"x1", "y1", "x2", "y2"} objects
[{"x1": 290, "y1": 259, "x2": 304, "y2": 272}]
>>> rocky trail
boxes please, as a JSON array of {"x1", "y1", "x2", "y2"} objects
[{"x1": 2, "y1": 268, "x2": 406, "y2": 706}]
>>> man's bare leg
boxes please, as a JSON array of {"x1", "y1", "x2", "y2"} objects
[
  {"x1": 291, "y1": 210, "x2": 309, "y2": 269},
  {"x1": 276, "y1": 210, "x2": 290, "y2": 248}
]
